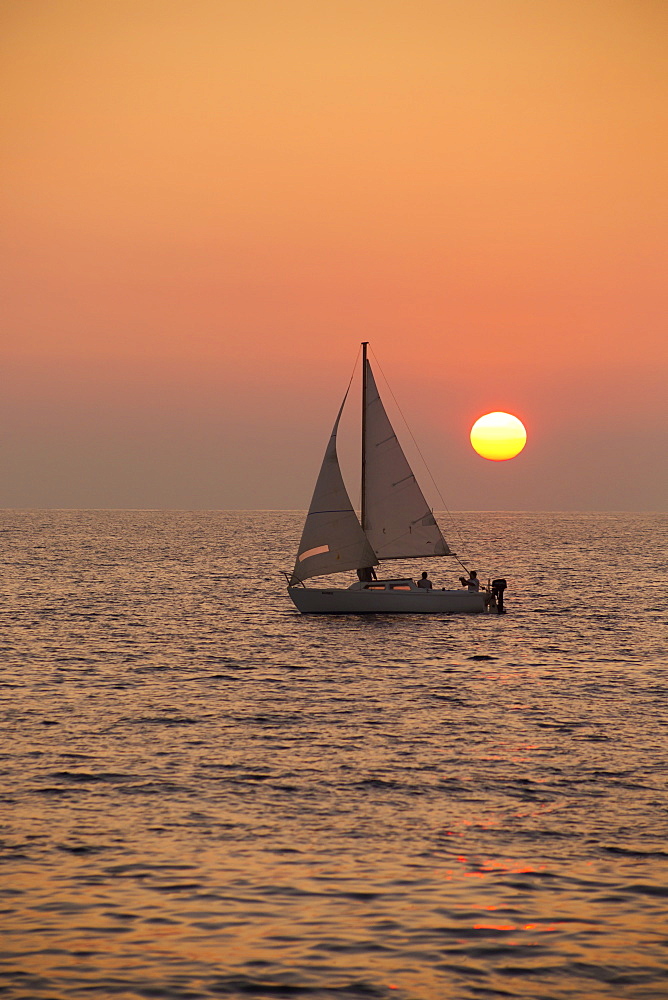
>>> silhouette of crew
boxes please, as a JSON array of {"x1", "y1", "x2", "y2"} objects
[{"x1": 459, "y1": 570, "x2": 480, "y2": 592}]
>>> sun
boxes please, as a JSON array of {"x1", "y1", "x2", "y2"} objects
[{"x1": 470, "y1": 412, "x2": 527, "y2": 461}]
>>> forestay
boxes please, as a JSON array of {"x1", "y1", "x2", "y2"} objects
[
  {"x1": 363, "y1": 360, "x2": 451, "y2": 560},
  {"x1": 290, "y1": 397, "x2": 377, "y2": 585}
]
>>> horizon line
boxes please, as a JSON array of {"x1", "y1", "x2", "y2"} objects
[{"x1": 0, "y1": 508, "x2": 665, "y2": 515}]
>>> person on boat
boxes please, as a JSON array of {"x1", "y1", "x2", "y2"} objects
[
  {"x1": 357, "y1": 566, "x2": 377, "y2": 582},
  {"x1": 417, "y1": 571, "x2": 433, "y2": 590},
  {"x1": 459, "y1": 570, "x2": 480, "y2": 592}
]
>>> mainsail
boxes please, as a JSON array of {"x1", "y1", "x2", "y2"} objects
[
  {"x1": 363, "y1": 360, "x2": 451, "y2": 560},
  {"x1": 290, "y1": 396, "x2": 377, "y2": 585}
]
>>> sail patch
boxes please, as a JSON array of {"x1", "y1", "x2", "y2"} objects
[{"x1": 299, "y1": 544, "x2": 330, "y2": 562}]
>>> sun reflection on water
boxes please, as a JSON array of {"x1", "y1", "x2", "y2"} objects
[{"x1": 2, "y1": 511, "x2": 667, "y2": 999}]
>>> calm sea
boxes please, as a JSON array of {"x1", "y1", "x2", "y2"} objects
[{"x1": 2, "y1": 510, "x2": 667, "y2": 1000}]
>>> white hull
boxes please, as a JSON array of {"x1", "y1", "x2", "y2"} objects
[{"x1": 288, "y1": 586, "x2": 488, "y2": 615}]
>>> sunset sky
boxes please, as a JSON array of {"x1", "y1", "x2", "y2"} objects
[{"x1": 2, "y1": 0, "x2": 666, "y2": 510}]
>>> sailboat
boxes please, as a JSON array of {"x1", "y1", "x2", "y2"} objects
[{"x1": 286, "y1": 343, "x2": 493, "y2": 614}]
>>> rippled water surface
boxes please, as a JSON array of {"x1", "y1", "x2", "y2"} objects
[{"x1": 2, "y1": 510, "x2": 667, "y2": 999}]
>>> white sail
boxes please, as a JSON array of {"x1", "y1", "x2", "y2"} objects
[
  {"x1": 290, "y1": 396, "x2": 377, "y2": 585},
  {"x1": 363, "y1": 360, "x2": 451, "y2": 560}
]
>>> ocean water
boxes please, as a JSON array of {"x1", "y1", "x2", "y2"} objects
[{"x1": 1, "y1": 509, "x2": 667, "y2": 1000}]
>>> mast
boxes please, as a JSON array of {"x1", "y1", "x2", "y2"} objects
[{"x1": 361, "y1": 341, "x2": 368, "y2": 531}]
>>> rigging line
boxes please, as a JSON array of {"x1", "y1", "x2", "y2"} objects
[
  {"x1": 330, "y1": 344, "x2": 363, "y2": 432},
  {"x1": 368, "y1": 345, "x2": 475, "y2": 574},
  {"x1": 345, "y1": 343, "x2": 362, "y2": 399},
  {"x1": 333, "y1": 342, "x2": 364, "y2": 515},
  {"x1": 341, "y1": 343, "x2": 362, "y2": 508}
]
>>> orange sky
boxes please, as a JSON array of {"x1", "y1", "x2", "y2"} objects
[{"x1": 2, "y1": 0, "x2": 667, "y2": 509}]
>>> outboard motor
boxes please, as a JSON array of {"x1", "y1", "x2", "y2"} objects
[{"x1": 491, "y1": 578, "x2": 507, "y2": 614}]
